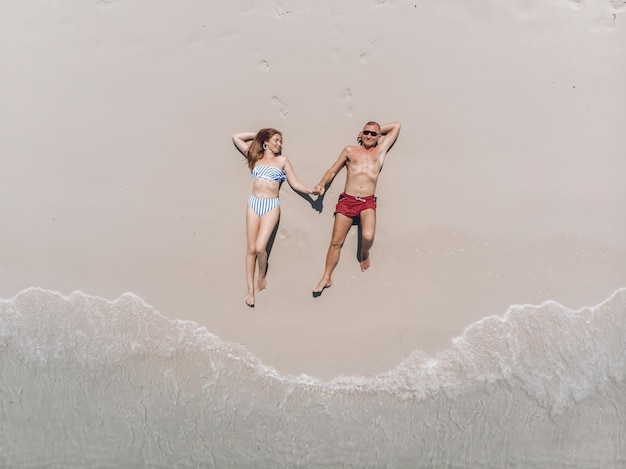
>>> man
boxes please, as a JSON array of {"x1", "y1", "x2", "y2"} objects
[{"x1": 312, "y1": 121, "x2": 401, "y2": 297}]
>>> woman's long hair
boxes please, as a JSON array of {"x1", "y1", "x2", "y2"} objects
[{"x1": 246, "y1": 128, "x2": 281, "y2": 170}]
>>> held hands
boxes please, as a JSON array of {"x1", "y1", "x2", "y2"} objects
[{"x1": 312, "y1": 184, "x2": 325, "y2": 196}]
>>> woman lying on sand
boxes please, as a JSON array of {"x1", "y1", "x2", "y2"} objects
[{"x1": 232, "y1": 128, "x2": 318, "y2": 307}]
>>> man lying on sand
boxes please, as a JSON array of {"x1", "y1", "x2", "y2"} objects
[{"x1": 312, "y1": 121, "x2": 401, "y2": 297}]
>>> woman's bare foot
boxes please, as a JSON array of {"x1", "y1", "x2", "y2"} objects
[
  {"x1": 312, "y1": 278, "x2": 332, "y2": 298},
  {"x1": 256, "y1": 276, "x2": 267, "y2": 292}
]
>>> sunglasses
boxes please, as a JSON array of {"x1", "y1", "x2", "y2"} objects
[{"x1": 361, "y1": 130, "x2": 379, "y2": 137}]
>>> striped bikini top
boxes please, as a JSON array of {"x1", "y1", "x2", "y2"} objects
[{"x1": 252, "y1": 165, "x2": 286, "y2": 183}]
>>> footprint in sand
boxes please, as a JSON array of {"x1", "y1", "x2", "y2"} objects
[
  {"x1": 359, "y1": 41, "x2": 378, "y2": 64},
  {"x1": 342, "y1": 88, "x2": 353, "y2": 117},
  {"x1": 272, "y1": 1, "x2": 291, "y2": 20},
  {"x1": 331, "y1": 8, "x2": 343, "y2": 58},
  {"x1": 272, "y1": 96, "x2": 289, "y2": 118}
]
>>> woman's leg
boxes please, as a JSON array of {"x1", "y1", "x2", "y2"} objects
[
  {"x1": 254, "y1": 206, "x2": 280, "y2": 292},
  {"x1": 245, "y1": 206, "x2": 261, "y2": 306}
]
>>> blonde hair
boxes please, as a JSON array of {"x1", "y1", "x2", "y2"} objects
[
  {"x1": 364, "y1": 121, "x2": 381, "y2": 130},
  {"x1": 245, "y1": 128, "x2": 282, "y2": 170}
]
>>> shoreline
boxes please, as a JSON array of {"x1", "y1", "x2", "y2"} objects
[
  {"x1": 3, "y1": 285, "x2": 625, "y2": 383},
  {"x1": 3, "y1": 226, "x2": 624, "y2": 381}
]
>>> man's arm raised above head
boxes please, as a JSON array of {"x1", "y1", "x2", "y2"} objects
[{"x1": 377, "y1": 122, "x2": 401, "y2": 153}]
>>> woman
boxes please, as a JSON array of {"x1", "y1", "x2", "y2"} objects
[{"x1": 232, "y1": 128, "x2": 317, "y2": 307}]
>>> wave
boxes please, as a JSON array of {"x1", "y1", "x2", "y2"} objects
[{"x1": 2, "y1": 287, "x2": 625, "y2": 467}]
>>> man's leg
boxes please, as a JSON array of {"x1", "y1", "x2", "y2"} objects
[
  {"x1": 358, "y1": 208, "x2": 376, "y2": 271},
  {"x1": 313, "y1": 213, "x2": 353, "y2": 296}
]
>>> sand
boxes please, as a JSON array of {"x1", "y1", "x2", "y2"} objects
[{"x1": 2, "y1": 0, "x2": 625, "y2": 380}]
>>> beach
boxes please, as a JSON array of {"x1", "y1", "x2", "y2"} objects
[
  {"x1": 1, "y1": 0, "x2": 626, "y2": 466},
  {"x1": 2, "y1": 0, "x2": 625, "y2": 379}
]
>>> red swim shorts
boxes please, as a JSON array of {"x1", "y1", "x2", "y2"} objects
[{"x1": 334, "y1": 192, "x2": 377, "y2": 219}]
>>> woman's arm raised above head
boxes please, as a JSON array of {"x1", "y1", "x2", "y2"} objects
[{"x1": 232, "y1": 132, "x2": 257, "y2": 156}]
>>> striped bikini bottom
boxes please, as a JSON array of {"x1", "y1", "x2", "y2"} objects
[{"x1": 248, "y1": 195, "x2": 280, "y2": 217}]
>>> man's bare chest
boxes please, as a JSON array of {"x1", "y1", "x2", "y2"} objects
[{"x1": 347, "y1": 153, "x2": 381, "y2": 174}]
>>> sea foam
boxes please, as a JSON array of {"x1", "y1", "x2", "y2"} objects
[{"x1": 1, "y1": 287, "x2": 625, "y2": 468}]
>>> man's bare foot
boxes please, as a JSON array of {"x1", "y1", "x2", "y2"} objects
[
  {"x1": 312, "y1": 278, "x2": 332, "y2": 298},
  {"x1": 256, "y1": 277, "x2": 267, "y2": 292},
  {"x1": 245, "y1": 292, "x2": 255, "y2": 308},
  {"x1": 360, "y1": 253, "x2": 371, "y2": 271}
]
